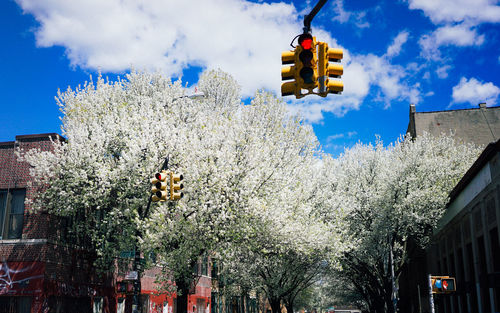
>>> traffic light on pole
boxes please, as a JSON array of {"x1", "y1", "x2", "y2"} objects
[
  {"x1": 151, "y1": 171, "x2": 169, "y2": 202},
  {"x1": 169, "y1": 172, "x2": 184, "y2": 200},
  {"x1": 317, "y1": 42, "x2": 343, "y2": 96},
  {"x1": 281, "y1": 49, "x2": 298, "y2": 98},
  {"x1": 431, "y1": 276, "x2": 456, "y2": 293},
  {"x1": 297, "y1": 33, "x2": 318, "y2": 93}
]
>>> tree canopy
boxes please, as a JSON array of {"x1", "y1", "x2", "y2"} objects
[
  {"x1": 20, "y1": 69, "x2": 481, "y2": 313},
  {"x1": 21, "y1": 70, "x2": 343, "y2": 308},
  {"x1": 320, "y1": 134, "x2": 480, "y2": 312}
]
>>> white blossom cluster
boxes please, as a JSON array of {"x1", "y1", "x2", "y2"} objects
[
  {"x1": 19, "y1": 68, "x2": 478, "y2": 307},
  {"x1": 319, "y1": 133, "x2": 481, "y2": 310},
  {"x1": 21, "y1": 69, "x2": 341, "y2": 284}
]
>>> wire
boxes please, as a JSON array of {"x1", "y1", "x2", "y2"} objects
[{"x1": 290, "y1": 34, "x2": 301, "y2": 48}]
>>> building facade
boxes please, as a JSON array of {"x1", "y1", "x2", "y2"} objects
[
  {"x1": 407, "y1": 102, "x2": 500, "y2": 146},
  {"x1": 0, "y1": 133, "x2": 211, "y2": 313},
  {"x1": 427, "y1": 141, "x2": 500, "y2": 313},
  {"x1": 402, "y1": 103, "x2": 500, "y2": 313}
]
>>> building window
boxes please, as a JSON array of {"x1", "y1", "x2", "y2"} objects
[
  {"x1": 201, "y1": 255, "x2": 208, "y2": 276},
  {"x1": 0, "y1": 296, "x2": 32, "y2": 313},
  {"x1": 0, "y1": 189, "x2": 26, "y2": 239}
]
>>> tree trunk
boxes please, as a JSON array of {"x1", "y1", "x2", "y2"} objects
[
  {"x1": 269, "y1": 298, "x2": 281, "y2": 313},
  {"x1": 176, "y1": 280, "x2": 190, "y2": 313},
  {"x1": 285, "y1": 302, "x2": 293, "y2": 313}
]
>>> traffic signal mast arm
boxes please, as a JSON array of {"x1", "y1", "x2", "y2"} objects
[{"x1": 303, "y1": 0, "x2": 328, "y2": 34}]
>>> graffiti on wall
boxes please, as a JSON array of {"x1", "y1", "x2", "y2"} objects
[{"x1": 0, "y1": 261, "x2": 44, "y2": 295}]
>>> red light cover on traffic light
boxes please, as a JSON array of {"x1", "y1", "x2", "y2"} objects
[
  {"x1": 155, "y1": 172, "x2": 167, "y2": 180},
  {"x1": 298, "y1": 34, "x2": 313, "y2": 50},
  {"x1": 300, "y1": 38, "x2": 312, "y2": 49}
]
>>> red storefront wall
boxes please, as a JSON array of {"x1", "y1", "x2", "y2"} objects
[{"x1": 0, "y1": 260, "x2": 116, "y2": 313}]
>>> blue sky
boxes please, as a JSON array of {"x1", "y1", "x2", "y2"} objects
[{"x1": 2, "y1": 0, "x2": 500, "y2": 156}]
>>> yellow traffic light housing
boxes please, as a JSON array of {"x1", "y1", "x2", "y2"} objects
[
  {"x1": 281, "y1": 50, "x2": 299, "y2": 97},
  {"x1": 297, "y1": 33, "x2": 318, "y2": 93},
  {"x1": 151, "y1": 171, "x2": 169, "y2": 202},
  {"x1": 170, "y1": 172, "x2": 184, "y2": 200},
  {"x1": 281, "y1": 34, "x2": 343, "y2": 99},
  {"x1": 317, "y1": 42, "x2": 344, "y2": 96}
]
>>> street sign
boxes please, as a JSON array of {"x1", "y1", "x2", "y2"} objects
[
  {"x1": 430, "y1": 276, "x2": 456, "y2": 293},
  {"x1": 125, "y1": 271, "x2": 138, "y2": 281}
]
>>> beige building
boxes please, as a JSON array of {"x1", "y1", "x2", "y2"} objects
[{"x1": 407, "y1": 103, "x2": 500, "y2": 147}]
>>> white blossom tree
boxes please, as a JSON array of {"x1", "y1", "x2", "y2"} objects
[
  {"x1": 214, "y1": 146, "x2": 345, "y2": 313},
  {"x1": 320, "y1": 134, "x2": 481, "y2": 313},
  {"x1": 21, "y1": 69, "x2": 345, "y2": 313}
]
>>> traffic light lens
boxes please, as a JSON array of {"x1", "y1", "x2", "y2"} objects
[
  {"x1": 155, "y1": 172, "x2": 167, "y2": 180},
  {"x1": 300, "y1": 38, "x2": 313, "y2": 50},
  {"x1": 298, "y1": 33, "x2": 313, "y2": 49},
  {"x1": 300, "y1": 67, "x2": 314, "y2": 84},
  {"x1": 299, "y1": 50, "x2": 313, "y2": 66}
]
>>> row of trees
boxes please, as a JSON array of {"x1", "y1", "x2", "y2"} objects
[{"x1": 21, "y1": 70, "x2": 481, "y2": 313}]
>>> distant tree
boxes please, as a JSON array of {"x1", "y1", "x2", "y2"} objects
[
  {"x1": 218, "y1": 157, "x2": 342, "y2": 313},
  {"x1": 320, "y1": 134, "x2": 481, "y2": 313}
]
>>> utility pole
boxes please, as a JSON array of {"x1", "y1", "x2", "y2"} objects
[{"x1": 132, "y1": 156, "x2": 169, "y2": 313}]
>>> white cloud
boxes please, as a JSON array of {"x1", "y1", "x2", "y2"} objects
[
  {"x1": 326, "y1": 133, "x2": 345, "y2": 141},
  {"x1": 286, "y1": 93, "x2": 364, "y2": 124},
  {"x1": 419, "y1": 23, "x2": 485, "y2": 60},
  {"x1": 15, "y1": 0, "x2": 419, "y2": 125},
  {"x1": 326, "y1": 131, "x2": 357, "y2": 142},
  {"x1": 436, "y1": 65, "x2": 452, "y2": 79},
  {"x1": 331, "y1": 0, "x2": 370, "y2": 28},
  {"x1": 16, "y1": 0, "x2": 299, "y2": 97},
  {"x1": 287, "y1": 51, "x2": 421, "y2": 123},
  {"x1": 355, "y1": 54, "x2": 421, "y2": 106},
  {"x1": 408, "y1": 0, "x2": 500, "y2": 24},
  {"x1": 451, "y1": 77, "x2": 500, "y2": 106},
  {"x1": 386, "y1": 31, "x2": 409, "y2": 57}
]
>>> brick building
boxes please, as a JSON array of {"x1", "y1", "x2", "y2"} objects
[{"x1": 0, "y1": 133, "x2": 212, "y2": 313}]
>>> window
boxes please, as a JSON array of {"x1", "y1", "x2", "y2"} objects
[
  {"x1": 0, "y1": 296, "x2": 32, "y2": 313},
  {"x1": 201, "y1": 255, "x2": 208, "y2": 276},
  {"x1": 0, "y1": 189, "x2": 26, "y2": 239}
]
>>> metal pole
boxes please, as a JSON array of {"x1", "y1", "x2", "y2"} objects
[
  {"x1": 390, "y1": 241, "x2": 397, "y2": 313},
  {"x1": 417, "y1": 284, "x2": 422, "y2": 313},
  {"x1": 303, "y1": 0, "x2": 328, "y2": 34},
  {"x1": 428, "y1": 275, "x2": 435, "y2": 313},
  {"x1": 132, "y1": 156, "x2": 169, "y2": 313},
  {"x1": 132, "y1": 246, "x2": 142, "y2": 313}
]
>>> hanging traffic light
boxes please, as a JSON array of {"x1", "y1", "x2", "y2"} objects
[
  {"x1": 281, "y1": 32, "x2": 345, "y2": 99},
  {"x1": 431, "y1": 276, "x2": 456, "y2": 293},
  {"x1": 297, "y1": 33, "x2": 318, "y2": 92},
  {"x1": 281, "y1": 49, "x2": 299, "y2": 97},
  {"x1": 151, "y1": 171, "x2": 169, "y2": 202},
  {"x1": 170, "y1": 172, "x2": 184, "y2": 200},
  {"x1": 317, "y1": 42, "x2": 343, "y2": 96}
]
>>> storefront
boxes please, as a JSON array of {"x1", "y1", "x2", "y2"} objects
[{"x1": 0, "y1": 261, "x2": 115, "y2": 313}]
